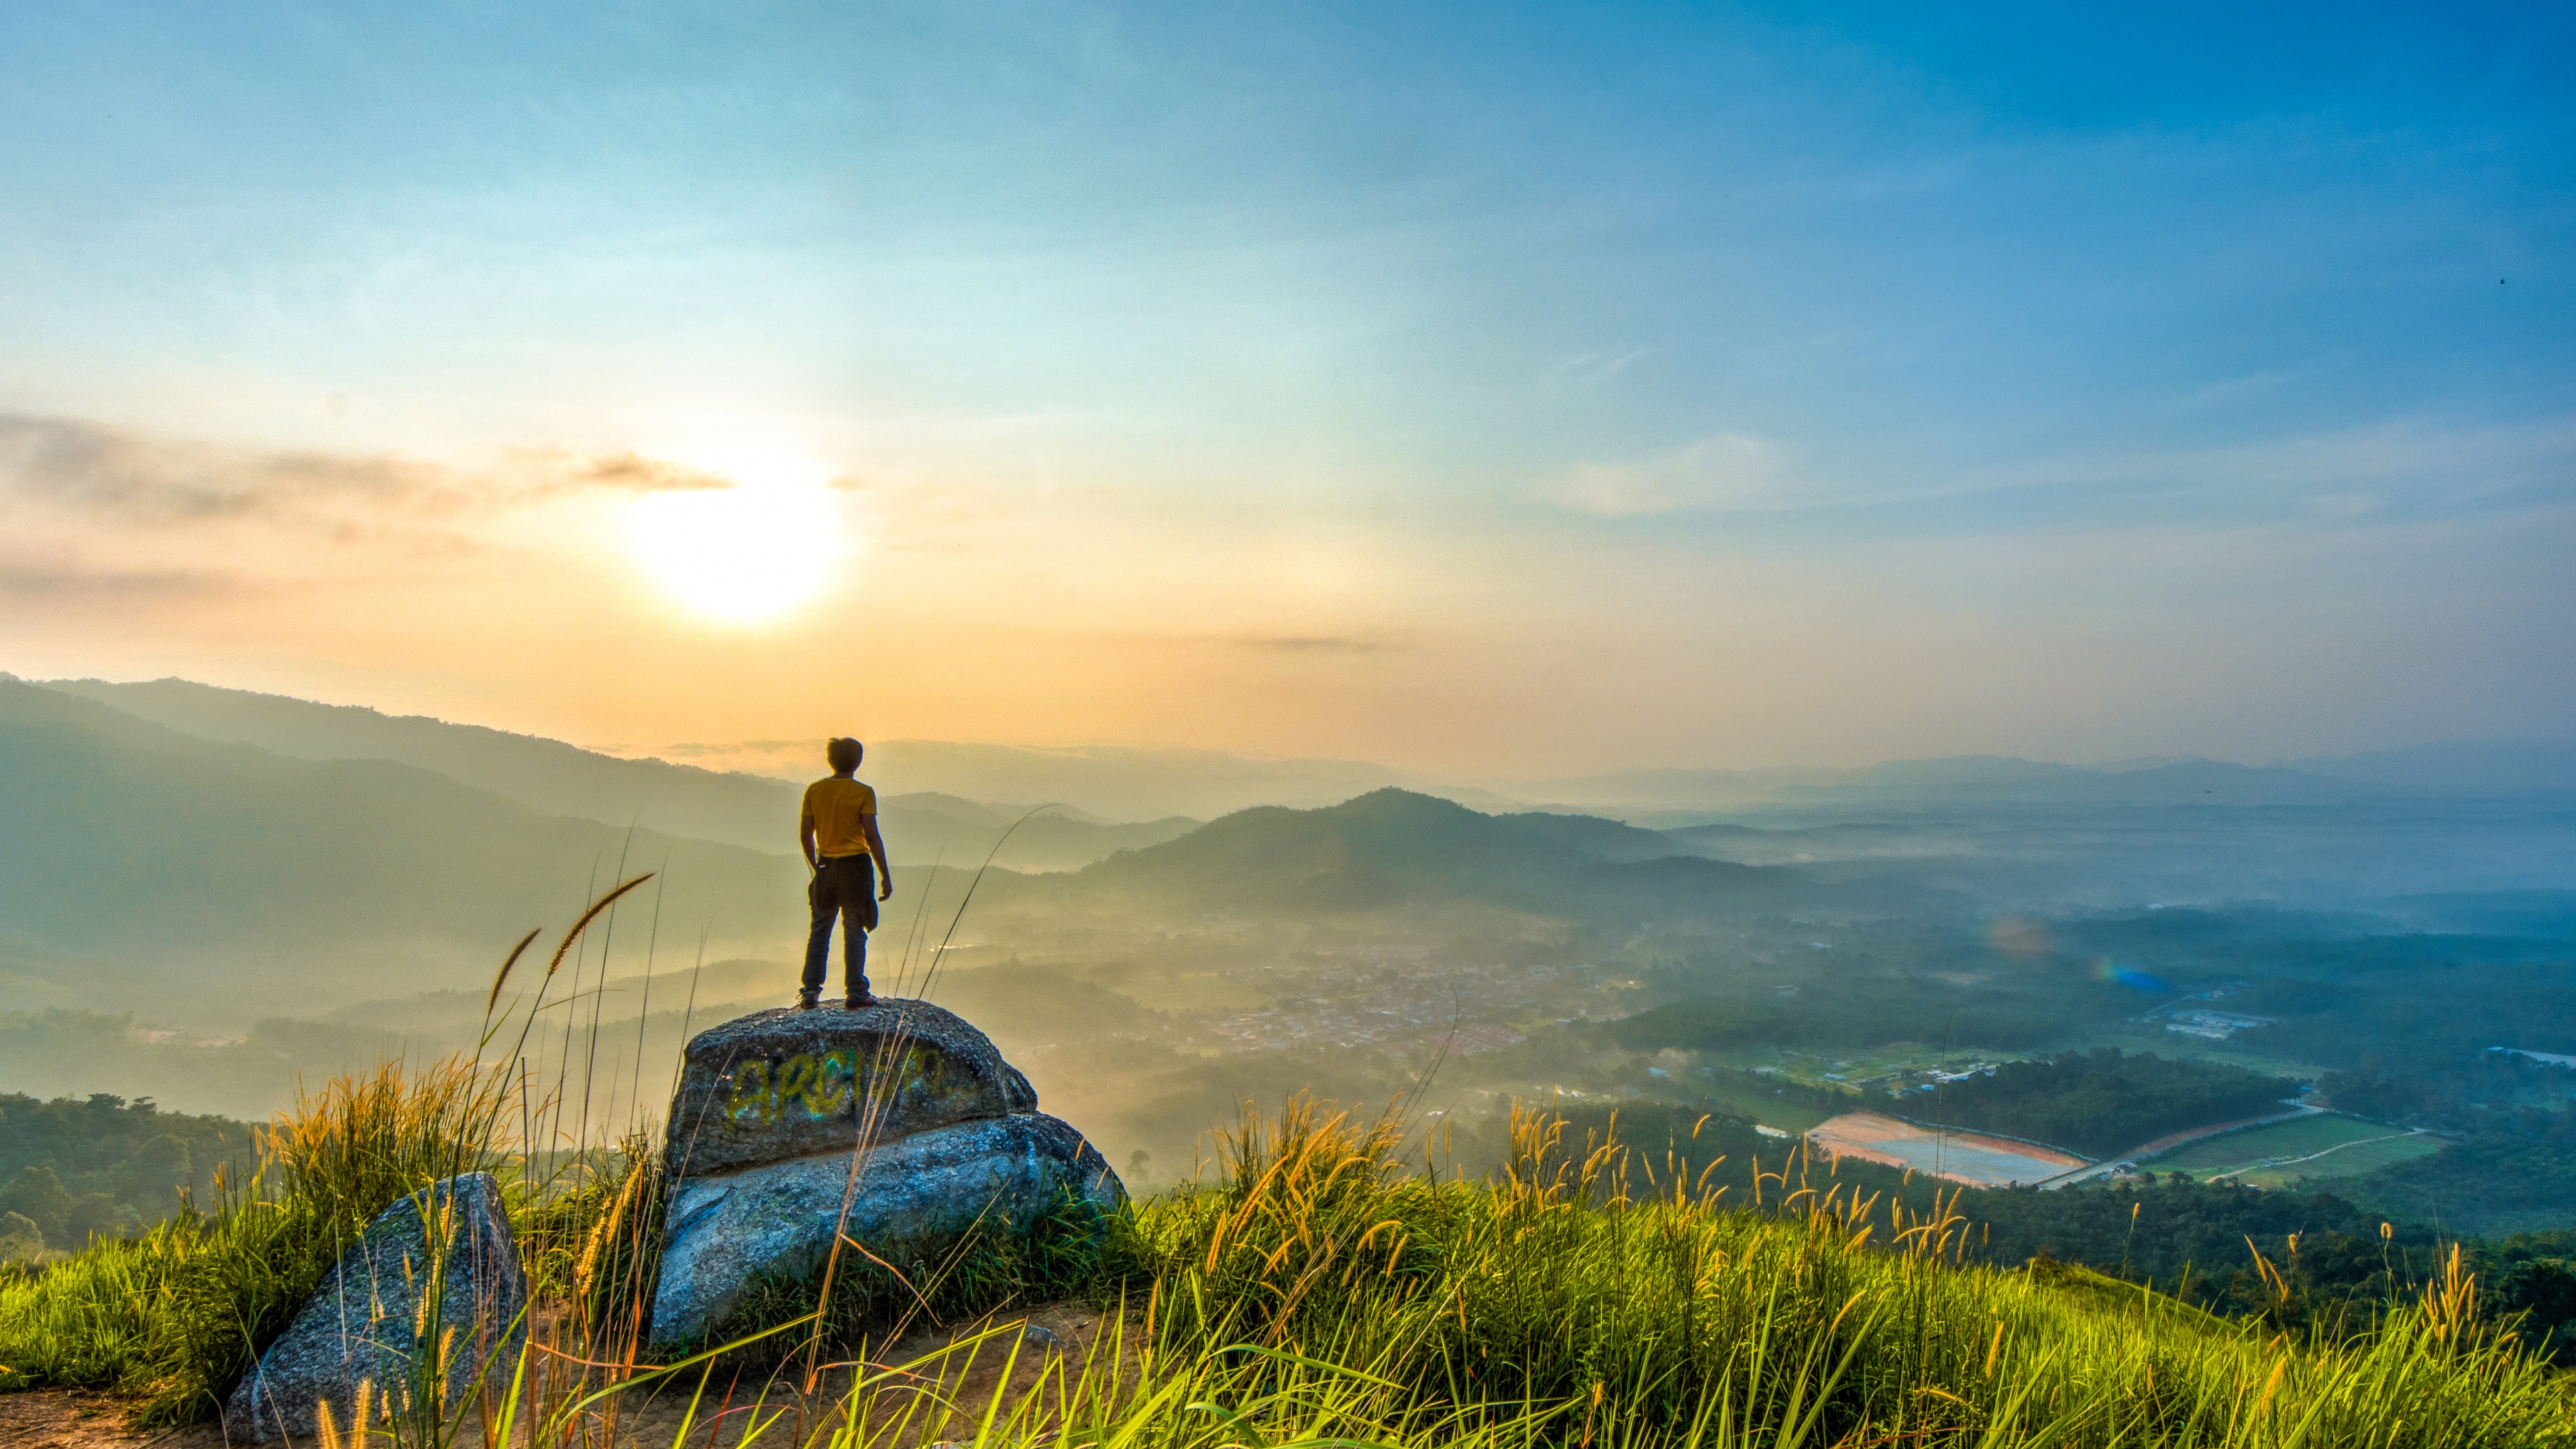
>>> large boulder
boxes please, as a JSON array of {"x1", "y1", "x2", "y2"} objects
[
  {"x1": 224, "y1": 1173, "x2": 526, "y2": 1444},
  {"x1": 648, "y1": 999, "x2": 1120, "y2": 1352},
  {"x1": 652, "y1": 1113, "x2": 1120, "y2": 1344}
]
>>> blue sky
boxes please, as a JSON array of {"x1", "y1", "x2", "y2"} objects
[{"x1": 0, "y1": 3, "x2": 2568, "y2": 771}]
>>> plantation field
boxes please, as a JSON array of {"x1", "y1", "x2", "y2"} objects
[
  {"x1": 2148, "y1": 1113, "x2": 2441, "y2": 1187},
  {"x1": 1682, "y1": 1080, "x2": 1837, "y2": 1132},
  {"x1": 1732, "y1": 1042, "x2": 2032, "y2": 1097}
]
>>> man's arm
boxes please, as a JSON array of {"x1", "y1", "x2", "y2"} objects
[
  {"x1": 800, "y1": 815, "x2": 820, "y2": 873},
  {"x1": 862, "y1": 816, "x2": 893, "y2": 900}
]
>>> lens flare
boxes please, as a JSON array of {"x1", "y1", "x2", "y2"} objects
[{"x1": 2091, "y1": 957, "x2": 2171, "y2": 992}]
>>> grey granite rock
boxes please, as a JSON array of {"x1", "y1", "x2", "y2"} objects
[
  {"x1": 647, "y1": 1113, "x2": 1121, "y2": 1351},
  {"x1": 664, "y1": 999, "x2": 1038, "y2": 1179},
  {"x1": 223, "y1": 1173, "x2": 526, "y2": 1444}
]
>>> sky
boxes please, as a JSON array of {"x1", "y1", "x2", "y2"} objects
[{"x1": 0, "y1": 1, "x2": 2569, "y2": 776}]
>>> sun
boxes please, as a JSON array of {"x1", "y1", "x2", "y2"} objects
[{"x1": 625, "y1": 459, "x2": 849, "y2": 624}]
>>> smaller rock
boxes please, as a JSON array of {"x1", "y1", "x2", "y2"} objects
[{"x1": 223, "y1": 1173, "x2": 526, "y2": 1444}]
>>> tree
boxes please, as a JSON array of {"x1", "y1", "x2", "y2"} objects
[
  {"x1": 66, "y1": 1192, "x2": 139, "y2": 1245},
  {"x1": 0, "y1": 1165, "x2": 73, "y2": 1244},
  {"x1": 0, "y1": 1210, "x2": 40, "y2": 1262}
]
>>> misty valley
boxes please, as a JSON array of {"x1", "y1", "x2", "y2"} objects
[{"x1": 8, "y1": 674, "x2": 2576, "y2": 1355}]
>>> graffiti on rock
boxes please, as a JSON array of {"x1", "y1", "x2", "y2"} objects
[{"x1": 722, "y1": 1045, "x2": 957, "y2": 1128}]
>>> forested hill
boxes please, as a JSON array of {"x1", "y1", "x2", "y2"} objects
[
  {"x1": 0, "y1": 678, "x2": 802, "y2": 1016},
  {"x1": 34, "y1": 676, "x2": 1198, "y2": 870},
  {"x1": 0, "y1": 1093, "x2": 249, "y2": 1256},
  {"x1": 1061, "y1": 788, "x2": 1921, "y2": 920},
  {"x1": 1917, "y1": 1050, "x2": 2301, "y2": 1159}
]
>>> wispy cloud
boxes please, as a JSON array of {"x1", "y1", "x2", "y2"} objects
[
  {"x1": 557, "y1": 451, "x2": 740, "y2": 494},
  {"x1": 1541, "y1": 433, "x2": 1793, "y2": 517},
  {"x1": 1218, "y1": 634, "x2": 1403, "y2": 654},
  {"x1": 0, "y1": 562, "x2": 237, "y2": 599},
  {"x1": 1955, "y1": 415, "x2": 2576, "y2": 527},
  {"x1": 0, "y1": 416, "x2": 752, "y2": 527},
  {"x1": 0, "y1": 413, "x2": 451, "y2": 524},
  {"x1": 0, "y1": 414, "x2": 754, "y2": 600}
]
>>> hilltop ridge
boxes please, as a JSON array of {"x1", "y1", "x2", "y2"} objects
[
  {"x1": 1059, "y1": 787, "x2": 1909, "y2": 920},
  {"x1": 32, "y1": 677, "x2": 1198, "y2": 869}
]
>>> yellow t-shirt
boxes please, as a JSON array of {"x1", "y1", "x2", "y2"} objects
[{"x1": 801, "y1": 777, "x2": 879, "y2": 859}]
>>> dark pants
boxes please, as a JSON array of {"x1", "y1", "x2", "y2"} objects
[{"x1": 804, "y1": 855, "x2": 879, "y2": 998}]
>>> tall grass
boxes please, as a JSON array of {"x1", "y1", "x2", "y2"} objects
[
  {"x1": 4, "y1": 866, "x2": 2573, "y2": 1448},
  {"x1": 1117, "y1": 1098, "x2": 2576, "y2": 1448},
  {"x1": 0, "y1": 873, "x2": 636, "y2": 1428},
  {"x1": 5, "y1": 1066, "x2": 2573, "y2": 1446},
  {"x1": 0, "y1": 1057, "x2": 506, "y2": 1423}
]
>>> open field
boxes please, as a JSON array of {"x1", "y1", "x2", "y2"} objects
[
  {"x1": 1684, "y1": 1079, "x2": 1838, "y2": 1132},
  {"x1": 1699, "y1": 1043, "x2": 2035, "y2": 1115},
  {"x1": 1807, "y1": 1110, "x2": 2086, "y2": 1187},
  {"x1": 2148, "y1": 1114, "x2": 2442, "y2": 1187},
  {"x1": 1752, "y1": 1044, "x2": 2029, "y2": 1097}
]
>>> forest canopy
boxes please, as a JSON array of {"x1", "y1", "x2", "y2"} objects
[{"x1": 1909, "y1": 1049, "x2": 2300, "y2": 1159}]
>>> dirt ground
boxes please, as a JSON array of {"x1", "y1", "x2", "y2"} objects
[
  {"x1": 1806, "y1": 1111, "x2": 2084, "y2": 1187},
  {"x1": 0, "y1": 1300, "x2": 1118, "y2": 1449}
]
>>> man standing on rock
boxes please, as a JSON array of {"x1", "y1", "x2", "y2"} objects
[{"x1": 799, "y1": 737, "x2": 894, "y2": 1009}]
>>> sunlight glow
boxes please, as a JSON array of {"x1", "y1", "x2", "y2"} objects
[{"x1": 625, "y1": 458, "x2": 849, "y2": 624}]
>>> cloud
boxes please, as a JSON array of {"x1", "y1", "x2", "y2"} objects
[
  {"x1": 0, "y1": 416, "x2": 751, "y2": 529},
  {"x1": 1953, "y1": 415, "x2": 2576, "y2": 528},
  {"x1": 559, "y1": 451, "x2": 739, "y2": 494},
  {"x1": 1220, "y1": 635, "x2": 1401, "y2": 654},
  {"x1": 1541, "y1": 434, "x2": 1792, "y2": 517},
  {"x1": 0, "y1": 415, "x2": 770, "y2": 607},
  {"x1": 0, "y1": 413, "x2": 449, "y2": 524},
  {"x1": 0, "y1": 561, "x2": 238, "y2": 598}
]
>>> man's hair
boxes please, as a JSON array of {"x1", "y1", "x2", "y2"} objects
[{"x1": 826, "y1": 737, "x2": 862, "y2": 772}]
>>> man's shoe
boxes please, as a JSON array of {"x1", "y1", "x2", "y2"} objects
[
  {"x1": 795, "y1": 991, "x2": 822, "y2": 1010},
  {"x1": 844, "y1": 993, "x2": 879, "y2": 1009}
]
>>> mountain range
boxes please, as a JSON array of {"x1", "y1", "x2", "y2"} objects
[
  {"x1": 0, "y1": 678, "x2": 804, "y2": 1020},
  {"x1": 7, "y1": 673, "x2": 2571, "y2": 1028},
  {"x1": 37, "y1": 677, "x2": 2573, "y2": 828},
  {"x1": 0, "y1": 678, "x2": 1898, "y2": 1022},
  {"x1": 39, "y1": 678, "x2": 1198, "y2": 870}
]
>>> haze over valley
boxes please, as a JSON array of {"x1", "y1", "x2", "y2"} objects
[{"x1": 9, "y1": 672, "x2": 2573, "y2": 1247}]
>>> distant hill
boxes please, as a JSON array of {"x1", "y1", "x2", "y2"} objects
[
  {"x1": 0, "y1": 679, "x2": 804, "y2": 1020},
  {"x1": 1057, "y1": 788, "x2": 1905, "y2": 920},
  {"x1": 1516, "y1": 755, "x2": 2387, "y2": 809},
  {"x1": 2281, "y1": 739, "x2": 2576, "y2": 796},
  {"x1": 34, "y1": 678, "x2": 1195, "y2": 870},
  {"x1": 1660, "y1": 820, "x2": 1930, "y2": 866},
  {"x1": 855, "y1": 740, "x2": 1413, "y2": 819},
  {"x1": 589, "y1": 733, "x2": 1417, "y2": 818},
  {"x1": 1794, "y1": 758, "x2": 2379, "y2": 806}
]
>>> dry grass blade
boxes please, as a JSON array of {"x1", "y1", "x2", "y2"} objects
[
  {"x1": 487, "y1": 926, "x2": 544, "y2": 1014},
  {"x1": 545, "y1": 873, "x2": 655, "y2": 979}
]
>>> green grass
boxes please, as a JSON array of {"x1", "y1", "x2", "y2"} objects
[
  {"x1": 1680, "y1": 1080, "x2": 1836, "y2": 1132},
  {"x1": 0, "y1": 1057, "x2": 508, "y2": 1424},
  {"x1": 1, "y1": 869, "x2": 2569, "y2": 1449},
  {"x1": 4, "y1": 1068, "x2": 2571, "y2": 1446},
  {"x1": 2152, "y1": 1115, "x2": 2443, "y2": 1187},
  {"x1": 1122, "y1": 1097, "x2": 2576, "y2": 1448}
]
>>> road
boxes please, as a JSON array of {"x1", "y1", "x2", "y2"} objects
[
  {"x1": 2031, "y1": 1102, "x2": 2324, "y2": 1189},
  {"x1": 2202, "y1": 1127, "x2": 2429, "y2": 1181}
]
